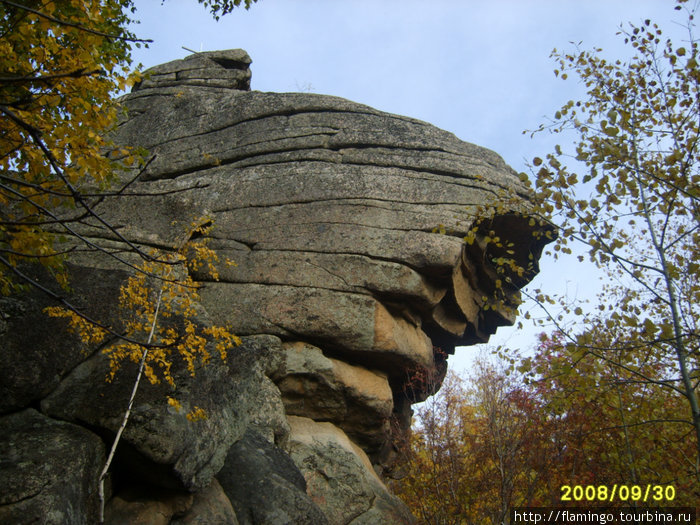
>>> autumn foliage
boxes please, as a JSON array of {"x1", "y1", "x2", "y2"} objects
[
  {"x1": 45, "y1": 218, "x2": 240, "y2": 408},
  {"x1": 1, "y1": 2, "x2": 256, "y2": 520},
  {"x1": 525, "y1": 0, "x2": 700, "y2": 465},
  {"x1": 0, "y1": 0, "x2": 145, "y2": 294},
  {"x1": 1, "y1": 0, "x2": 258, "y2": 403},
  {"x1": 392, "y1": 339, "x2": 699, "y2": 525}
]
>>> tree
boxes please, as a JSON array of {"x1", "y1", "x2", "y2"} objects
[
  {"x1": 192, "y1": 0, "x2": 258, "y2": 20},
  {"x1": 391, "y1": 358, "x2": 548, "y2": 525},
  {"x1": 392, "y1": 371, "x2": 476, "y2": 525},
  {"x1": 393, "y1": 343, "x2": 699, "y2": 524},
  {"x1": 520, "y1": 0, "x2": 699, "y2": 474},
  {"x1": 46, "y1": 217, "x2": 240, "y2": 522},
  {"x1": 400, "y1": 2, "x2": 700, "y2": 515},
  {"x1": 1, "y1": 0, "x2": 146, "y2": 298},
  {"x1": 0, "y1": 0, "x2": 256, "y2": 301},
  {"x1": 528, "y1": 333, "x2": 700, "y2": 502}
]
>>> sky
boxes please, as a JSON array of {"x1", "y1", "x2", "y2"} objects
[{"x1": 128, "y1": 0, "x2": 689, "y2": 373}]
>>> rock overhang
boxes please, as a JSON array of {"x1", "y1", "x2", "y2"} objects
[{"x1": 102, "y1": 48, "x2": 552, "y2": 453}]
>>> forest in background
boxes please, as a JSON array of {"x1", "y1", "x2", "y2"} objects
[{"x1": 391, "y1": 337, "x2": 698, "y2": 524}]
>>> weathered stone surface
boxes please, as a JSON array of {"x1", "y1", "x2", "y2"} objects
[
  {"x1": 286, "y1": 416, "x2": 415, "y2": 525},
  {"x1": 133, "y1": 49, "x2": 252, "y2": 91},
  {"x1": 201, "y1": 284, "x2": 434, "y2": 375},
  {"x1": 0, "y1": 263, "x2": 129, "y2": 413},
  {"x1": 40, "y1": 336, "x2": 287, "y2": 491},
  {"x1": 273, "y1": 341, "x2": 393, "y2": 456},
  {"x1": 194, "y1": 249, "x2": 445, "y2": 308},
  {"x1": 0, "y1": 409, "x2": 105, "y2": 525},
  {"x1": 98, "y1": 51, "x2": 550, "y2": 397},
  {"x1": 170, "y1": 479, "x2": 239, "y2": 525},
  {"x1": 218, "y1": 428, "x2": 328, "y2": 525}
]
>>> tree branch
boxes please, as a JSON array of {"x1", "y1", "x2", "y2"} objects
[
  {"x1": 0, "y1": 68, "x2": 102, "y2": 85},
  {"x1": 0, "y1": 1, "x2": 153, "y2": 43}
]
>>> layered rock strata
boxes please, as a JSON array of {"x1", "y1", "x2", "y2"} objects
[{"x1": 0, "y1": 50, "x2": 550, "y2": 523}]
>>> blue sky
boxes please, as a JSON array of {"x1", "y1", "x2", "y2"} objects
[{"x1": 128, "y1": 0, "x2": 687, "y2": 372}]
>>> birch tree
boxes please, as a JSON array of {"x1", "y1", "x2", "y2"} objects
[{"x1": 528, "y1": 0, "x2": 699, "y2": 476}]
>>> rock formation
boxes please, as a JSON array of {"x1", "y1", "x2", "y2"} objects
[{"x1": 0, "y1": 50, "x2": 550, "y2": 524}]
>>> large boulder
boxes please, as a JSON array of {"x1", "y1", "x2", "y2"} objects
[
  {"x1": 218, "y1": 428, "x2": 328, "y2": 525},
  {"x1": 97, "y1": 48, "x2": 549, "y2": 442},
  {"x1": 133, "y1": 49, "x2": 252, "y2": 91},
  {"x1": 41, "y1": 335, "x2": 287, "y2": 491},
  {"x1": 286, "y1": 416, "x2": 415, "y2": 525},
  {"x1": 272, "y1": 341, "x2": 393, "y2": 457},
  {"x1": 0, "y1": 409, "x2": 105, "y2": 525}
]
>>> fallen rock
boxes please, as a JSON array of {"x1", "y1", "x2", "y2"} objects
[
  {"x1": 104, "y1": 486, "x2": 194, "y2": 525},
  {"x1": 218, "y1": 428, "x2": 328, "y2": 525},
  {"x1": 286, "y1": 416, "x2": 415, "y2": 525},
  {"x1": 170, "y1": 479, "x2": 238, "y2": 525}
]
